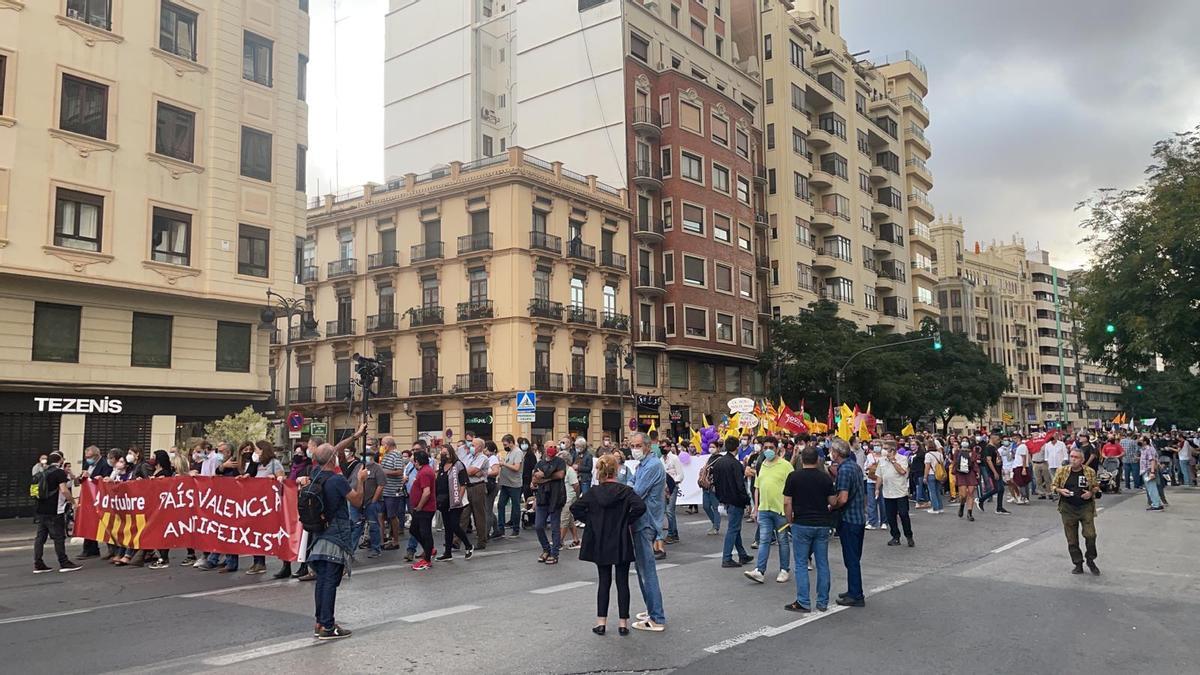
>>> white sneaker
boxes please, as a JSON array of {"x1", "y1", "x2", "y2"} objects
[
  {"x1": 865, "y1": 524, "x2": 876, "y2": 530},
  {"x1": 807, "y1": 561, "x2": 814, "y2": 571},
  {"x1": 927, "y1": 509, "x2": 941, "y2": 514},
  {"x1": 1005, "y1": 497, "x2": 1015, "y2": 503},
  {"x1": 744, "y1": 568, "x2": 765, "y2": 584},
  {"x1": 776, "y1": 570, "x2": 790, "y2": 583}
]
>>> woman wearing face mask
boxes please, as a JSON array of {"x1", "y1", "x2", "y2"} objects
[
  {"x1": 497, "y1": 437, "x2": 527, "y2": 538},
  {"x1": 953, "y1": 441, "x2": 981, "y2": 521},
  {"x1": 234, "y1": 441, "x2": 285, "y2": 575},
  {"x1": 560, "y1": 455, "x2": 581, "y2": 550},
  {"x1": 147, "y1": 450, "x2": 177, "y2": 569},
  {"x1": 532, "y1": 441, "x2": 568, "y2": 564},
  {"x1": 862, "y1": 445, "x2": 885, "y2": 530},
  {"x1": 435, "y1": 446, "x2": 473, "y2": 561},
  {"x1": 108, "y1": 449, "x2": 145, "y2": 566}
]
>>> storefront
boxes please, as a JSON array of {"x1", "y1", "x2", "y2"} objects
[
  {"x1": 415, "y1": 411, "x2": 444, "y2": 445},
  {"x1": 601, "y1": 409, "x2": 623, "y2": 441},
  {"x1": 636, "y1": 395, "x2": 661, "y2": 433},
  {"x1": 463, "y1": 408, "x2": 494, "y2": 440},
  {"x1": 567, "y1": 408, "x2": 591, "y2": 439},
  {"x1": 531, "y1": 408, "x2": 555, "y2": 447}
]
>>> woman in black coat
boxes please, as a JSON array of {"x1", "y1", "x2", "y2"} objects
[{"x1": 570, "y1": 454, "x2": 646, "y2": 636}]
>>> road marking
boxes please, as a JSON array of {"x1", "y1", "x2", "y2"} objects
[
  {"x1": 765, "y1": 605, "x2": 849, "y2": 636},
  {"x1": 0, "y1": 608, "x2": 93, "y2": 625},
  {"x1": 179, "y1": 581, "x2": 291, "y2": 598},
  {"x1": 202, "y1": 637, "x2": 317, "y2": 666},
  {"x1": 354, "y1": 563, "x2": 410, "y2": 575},
  {"x1": 0, "y1": 545, "x2": 28, "y2": 553},
  {"x1": 400, "y1": 604, "x2": 480, "y2": 623},
  {"x1": 469, "y1": 549, "x2": 517, "y2": 558},
  {"x1": 684, "y1": 519, "x2": 712, "y2": 526},
  {"x1": 530, "y1": 581, "x2": 594, "y2": 595},
  {"x1": 704, "y1": 627, "x2": 775, "y2": 653},
  {"x1": 702, "y1": 553, "x2": 725, "y2": 558},
  {"x1": 633, "y1": 563, "x2": 678, "y2": 574},
  {"x1": 990, "y1": 538, "x2": 1029, "y2": 554}
]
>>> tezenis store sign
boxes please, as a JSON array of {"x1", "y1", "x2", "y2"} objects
[{"x1": 35, "y1": 397, "x2": 124, "y2": 413}]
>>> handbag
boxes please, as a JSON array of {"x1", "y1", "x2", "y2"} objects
[{"x1": 956, "y1": 452, "x2": 971, "y2": 475}]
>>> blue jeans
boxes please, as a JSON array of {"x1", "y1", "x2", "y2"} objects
[
  {"x1": 311, "y1": 559, "x2": 344, "y2": 630},
  {"x1": 535, "y1": 504, "x2": 561, "y2": 557},
  {"x1": 351, "y1": 501, "x2": 384, "y2": 554},
  {"x1": 1123, "y1": 462, "x2": 1142, "y2": 489},
  {"x1": 702, "y1": 491, "x2": 721, "y2": 531},
  {"x1": 497, "y1": 485, "x2": 523, "y2": 533},
  {"x1": 580, "y1": 481, "x2": 591, "y2": 495},
  {"x1": 206, "y1": 552, "x2": 238, "y2": 571},
  {"x1": 790, "y1": 524, "x2": 830, "y2": 609},
  {"x1": 666, "y1": 488, "x2": 679, "y2": 538},
  {"x1": 633, "y1": 525, "x2": 665, "y2": 624},
  {"x1": 926, "y1": 475, "x2": 943, "y2": 511},
  {"x1": 755, "y1": 511, "x2": 790, "y2": 573},
  {"x1": 1179, "y1": 459, "x2": 1193, "y2": 487},
  {"x1": 721, "y1": 503, "x2": 748, "y2": 562},
  {"x1": 913, "y1": 474, "x2": 928, "y2": 503},
  {"x1": 837, "y1": 523, "x2": 865, "y2": 601},
  {"x1": 865, "y1": 483, "x2": 883, "y2": 527},
  {"x1": 1144, "y1": 473, "x2": 1163, "y2": 508}
]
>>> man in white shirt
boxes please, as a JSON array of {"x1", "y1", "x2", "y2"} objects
[
  {"x1": 1013, "y1": 438, "x2": 1031, "y2": 504},
  {"x1": 663, "y1": 447, "x2": 684, "y2": 543},
  {"x1": 875, "y1": 447, "x2": 914, "y2": 548},
  {"x1": 1041, "y1": 433, "x2": 1069, "y2": 500}
]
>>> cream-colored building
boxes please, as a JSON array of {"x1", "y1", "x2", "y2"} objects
[
  {"x1": 281, "y1": 149, "x2": 634, "y2": 446},
  {"x1": 757, "y1": 0, "x2": 937, "y2": 332},
  {"x1": 0, "y1": 0, "x2": 309, "y2": 515}
]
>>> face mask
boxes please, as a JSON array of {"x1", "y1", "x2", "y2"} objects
[
  {"x1": 520, "y1": 443, "x2": 529, "y2": 451},
  {"x1": 603, "y1": 440, "x2": 611, "y2": 447},
  {"x1": 558, "y1": 442, "x2": 567, "y2": 451},
  {"x1": 631, "y1": 448, "x2": 644, "y2": 460},
  {"x1": 251, "y1": 452, "x2": 261, "y2": 463},
  {"x1": 650, "y1": 443, "x2": 661, "y2": 456},
  {"x1": 85, "y1": 457, "x2": 96, "y2": 466},
  {"x1": 365, "y1": 456, "x2": 375, "y2": 464},
  {"x1": 752, "y1": 443, "x2": 761, "y2": 453},
  {"x1": 192, "y1": 453, "x2": 203, "y2": 462},
  {"x1": 739, "y1": 439, "x2": 749, "y2": 447},
  {"x1": 40, "y1": 459, "x2": 48, "y2": 466},
  {"x1": 763, "y1": 449, "x2": 776, "y2": 461},
  {"x1": 546, "y1": 447, "x2": 558, "y2": 458},
  {"x1": 960, "y1": 442, "x2": 970, "y2": 449},
  {"x1": 214, "y1": 452, "x2": 225, "y2": 463},
  {"x1": 126, "y1": 453, "x2": 136, "y2": 463}
]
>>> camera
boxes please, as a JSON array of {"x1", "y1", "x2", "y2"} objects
[{"x1": 352, "y1": 353, "x2": 385, "y2": 387}]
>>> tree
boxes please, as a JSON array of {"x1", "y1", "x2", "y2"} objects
[
  {"x1": 1121, "y1": 368, "x2": 1200, "y2": 430},
  {"x1": 203, "y1": 406, "x2": 270, "y2": 447},
  {"x1": 1074, "y1": 125, "x2": 1200, "y2": 379},
  {"x1": 905, "y1": 328, "x2": 1009, "y2": 433},
  {"x1": 760, "y1": 300, "x2": 867, "y2": 412}
]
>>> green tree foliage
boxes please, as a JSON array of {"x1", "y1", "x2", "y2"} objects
[
  {"x1": 1121, "y1": 368, "x2": 1200, "y2": 430},
  {"x1": 203, "y1": 406, "x2": 270, "y2": 447},
  {"x1": 761, "y1": 304, "x2": 1008, "y2": 431},
  {"x1": 1075, "y1": 125, "x2": 1200, "y2": 378}
]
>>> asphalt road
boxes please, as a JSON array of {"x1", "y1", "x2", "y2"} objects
[{"x1": 0, "y1": 486, "x2": 1195, "y2": 674}]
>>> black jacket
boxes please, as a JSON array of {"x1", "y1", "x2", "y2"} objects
[
  {"x1": 711, "y1": 453, "x2": 751, "y2": 507},
  {"x1": 570, "y1": 481, "x2": 646, "y2": 565}
]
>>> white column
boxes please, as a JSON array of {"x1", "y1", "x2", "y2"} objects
[
  {"x1": 59, "y1": 414, "x2": 86, "y2": 460},
  {"x1": 151, "y1": 415, "x2": 177, "y2": 451}
]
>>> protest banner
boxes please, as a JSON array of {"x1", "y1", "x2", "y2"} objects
[{"x1": 76, "y1": 477, "x2": 303, "y2": 561}]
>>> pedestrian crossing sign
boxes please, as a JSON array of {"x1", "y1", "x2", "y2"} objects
[{"x1": 516, "y1": 391, "x2": 537, "y2": 412}]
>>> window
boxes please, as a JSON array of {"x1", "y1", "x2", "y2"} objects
[
  {"x1": 300, "y1": 0, "x2": 309, "y2": 12},
  {"x1": 858, "y1": 170, "x2": 871, "y2": 194},
  {"x1": 683, "y1": 255, "x2": 706, "y2": 286},
  {"x1": 670, "y1": 4, "x2": 679, "y2": 27},
  {"x1": 680, "y1": 101, "x2": 702, "y2": 133},
  {"x1": 790, "y1": 83, "x2": 804, "y2": 111},
  {"x1": 690, "y1": 19, "x2": 705, "y2": 44},
  {"x1": 697, "y1": 363, "x2": 715, "y2": 390},
  {"x1": 711, "y1": 115, "x2": 729, "y2": 146},
  {"x1": 237, "y1": 224, "x2": 270, "y2": 277},
  {"x1": 792, "y1": 127, "x2": 807, "y2": 155},
  {"x1": 820, "y1": 153, "x2": 848, "y2": 180},
  {"x1": 725, "y1": 365, "x2": 741, "y2": 393},
  {"x1": 151, "y1": 207, "x2": 191, "y2": 266},
  {"x1": 855, "y1": 92, "x2": 867, "y2": 115},
  {"x1": 712, "y1": 164, "x2": 730, "y2": 194},
  {"x1": 681, "y1": 151, "x2": 703, "y2": 182},
  {"x1": 243, "y1": 31, "x2": 273, "y2": 86},
  {"x1": 684, "y1": 307, "x2": 708, "y2": 338},
  {"x1": 738, "y1": 224, "x2": 752, "y2": 251},
  {"x1": 637, "y1": 352, "x2": 657, "y2": 387},
  {"x1": 864, "y1": 288, "x2": 878, "y2": 310},
  {"x1": 768, "y1": 169, "x2": 776, "y2": 195},
  {"x1": 822, "y1": 193, "x2": 850, "y2": 219},
  {"x1": 662, "y1": 251, "x2": 674, "y2": 282},
  {"x1": 60, "y1": 75, "x2": 108, "y2": 140},
  {"x1": 817, "y1": 72, "x2": 845, "y2": 100},
  {"x1": 741, "y1": 319, "x2": 755, "y2": 347},
  {"x1": 715, "y1": 263, "x2": 733, "y2": 292},
  {"x1": 66, "y1": 0, "x2": 111, "y2": 30},
  {"x1": 713, "y1": 213, "x2": 731, "y2": 243},
  {"x1": 823, "y1": 235, "x2": 852, "y2": 262},
  {"x1": 740, "y1": 270, "x2": 754, "y2": 298},
  {"x1": 665, "y1": 304, "x2": 676, "y2": 335},
  {"x1": 32, "y1": 303, "x2": 81, "y2": 363},
  {"x1": 764, "y1": 34, "x2": 772, "y2": 60},
  {"x1": 765, "y1": 79, "x2": 774, "y2": 105},
  {"x1": 857, "y1": 129, "x2": 869, "y2": 156},
  {"x1": 298, "y1": 54, "x2": 308, "y2": 100},
  {"x1": 661, "y1": 147, "x2": 672, "y2": 177},
  {"x1": 737, "y1": 177, "x2": 751, "y2": 205},
  {"x1": 131, "y1": 313, "x2": 172, "y2": 368},
  {"x1": 216, "y1": 321, "x2": 251, "y2": 372},
  {"x1": 296, "y1": 145, "x2": 307, "y2": 191},
  {"x1": 482, "y1": 134, "x2": 493, "y2": 157},
  {"x1": 818, "y1": 112, "x2": 846, "y2": 140},
  {"x1": 160, "y1": 1, "x2": 198, "y2": 61},
  {"x1": 631, "y1": 32, "x2": 649, "y2": 62},
  {"x1": 794, "y1": 172, "x2": 809, "y2": 200},
  {"x1": 766, "y1": 123, "x2": 775, "y2": 149},
  {"x1": 736, "y1": 130, "x2": 749, "y2": 159},
  {"x1": 716, "y1": 313, "x2": 734, "y2": 341},
  {"x1": 240, "y1": 127, "x2": 272, "y2": 181},
  {"x1": 876, "y1": 151, "x2": 900, "y2": 174},
  {"x1": 795, "y1": 217, "x2": 811, "y2": 247},
  {"x1": 659, "y1": 95, "x2": 672, "y2": 125},
  {"x1": 0, "y1": 54, "x2": 6, "y2": 116},
  {"x1": 53, "y1": 188, "x2": 103, "y2": 252},
  {"x1": 669, "y1": 358, "x2": 689, "y2": 388},
  {"x1": 862, "y1": 245, "x2": 875, "y2": 271},
  {"x1": 682, "y1": 203, "x2": 704, "y2": 234},
  {"x1": 789, "y1": 40, "x2": 803, "y2": 68},
  {"x1": 827, "y1": 277, "x2": 853, "y2": 303},
  {"x1": 155, "y1": 101, "x2": 195, "y2": 162},
  {"x1": 770, "y1": 260, "x2": 779, "y2": 285},
  {"x1": 797, "y1": 263, "x2": 814, "y2": 290}
]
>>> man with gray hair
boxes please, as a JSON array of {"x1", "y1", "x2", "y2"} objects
[
  {"x1": 829, "y1": 438, "x2": 867, "y2": 608},
  {"x1": 77, "y1": 445, "x2": 110, "y2": 559},
  {"x1": 463, "y1": 437, "x2": 490, "y2": 550}
]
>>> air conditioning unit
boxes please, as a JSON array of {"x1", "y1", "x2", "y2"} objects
[{"x1": 480, "y1": 108, "x2": 500, "y2": 124}]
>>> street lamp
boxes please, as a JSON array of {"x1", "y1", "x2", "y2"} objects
[
  {"x1": 261, "y1": 290, "x2": 317, "y2": 443},
  {"x1": 605, "y1": 345, "x2": 635, "y2": 442},
  {"x1": 834, "y1": 333, "x2": 941, "y2": 406}
]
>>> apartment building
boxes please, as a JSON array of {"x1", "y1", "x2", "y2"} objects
[
  {"x1": 757, "y1": 0, "x2": 936, "y2": 332},
  {"x1": 0, "y1": 0, "x2": 310, "y2": 516},
  {"x1": 283, "y1": 149, "x2": 634, "y2": 446},
  {"x1": 385, "y1": 0, "x2": 769, "y2": 435},
  {"x1": 931, "y1": 218, "x2": 1121, "y2": 431}
]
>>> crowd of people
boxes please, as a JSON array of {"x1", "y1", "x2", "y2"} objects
[{"x1": 29, "y1": 422, "x2": 1199, "y2": 639}]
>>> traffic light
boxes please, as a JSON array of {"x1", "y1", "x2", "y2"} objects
[
  {"x1": 1105, "y1": 323, "x2": 1116, "y2": 334},
  {"x1": 932, "y1": 335, "x2": 943, "y2": 350},
  {"x1": 1135, "y1": 384, "x2": 1144, "y2": 391}
]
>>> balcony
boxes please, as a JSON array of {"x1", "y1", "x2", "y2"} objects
[
  {"x1": 909, "y1": 224, "x2": 933, "y2": 245},
  {"x1": 630, "y1": 106, "x2": 662, "y2": 139},
  {"x1": 456, "y1": 371, "x2": 493, "y2": 393},
  {"x1": 457, "y1": 299, "x2": 495, "y2": 321},
  {"x1": 895, "y1": 93, "x2": 930, "y2": 126},
  {"x1": 288, "y1": 387, "x2": 316, "y2": 403},
  {"x1": 566, "y1": 239, "x2": 597, "y2": 264},
  {"x1": 374, "y1": 379, "x2": 398, "y2": 398},
  {"x1": 530, "y1": 231, "x2": 562, "y2": 255},
  {"x1": 977, "y1": 333, "x2": 990, "y2": 342},
  {"x1": 325, "y1": 319, "x2": 355, "y2": 337},
  {"x1": 288, "y1": 325, "x2": 318, "y2": 342},
  {"x1": 603, "y1": 376, "x2": 631, "y2": 396},
  {"x1": 910, "y1": 261, "x2": 937, "y2": 282},
  {"x1": 756, "y1": 252, "x2": 770, "y2": 270},
  {"x1": 870, "y1": 165, "x2": 890, "y2": 184},
  {"x1": 634, "y1": 323, "x2": 667, "y2": 347},
  {"x1": 408, "y1": 376, "x2": 443, "y2": 396},
  {"x1": 530, "y1": 371, "x2": 565, "y2": 392},
  {"x1": 905, "y1": 158, "x2": 933, "y2": 187},
  {"x1": 754, "y1": 164, "x2": 768, "y2": 185},
  {"x1": 409, "y1": 305, "x2": 444, "y2": 327},
  {"x1": 806, "y1": 128, "x2": 833, "y2": 149},
  {"x1": 907, "y1": 193, "x2": 934, "y2": 219},
  {"x1": 600, "y1": 250, "x2": 627, "y2": 271},
  {"x1": 810, "y1": 209, "x2": 835, "y2": 230},
  {"x1": 634, "y1": 268, "x2": 666, "y2": 295},
  {"x1": 328, "y1": 258, "x2": 357, "y2": 279},
  {"x1": 325, "y1": 383, "x2": 353, "y2": 402},
  {"x1": 300, "y1": 265, "x2": 319, "y2": 284},
  {"x1": 529, "y1": 298, "x2": 564, "y2": 320},
  {"x1": 568, "y1": 373, "x2": 599, "y2": 394},
  {"x1": 813, "y1": 248, "x2": 837, "y2": 271},
  {"x1": 809, "y1": 169, "x2": 834, "y2": 189},
  {"x1": 754, "y1": 211, "x2": 769, "y2": 226},
  {"x1": 600, "y1": 310, "x2": 630, "y2": 331},
  {"x1": 367, "y1": 250, "x2": 400, "y2": 270},
  {"x1": 411, "y1": 241, "x2": 444, "y2": 264},
  {"x1": 631, "y1": 161, "x2": 663, "y2": 190},
  {"x1": 457, "y1": 232, "x2": 493, "y2": 256},
  {"x1": 633, "y1": 219, "x2": 665, "y2": 242},
  {"x1": 566, "y1": 305, "x2": 597, "y2": 326},
  {"x1": 905, "y1": 124, "x2": 930, "y2": 154},
  {"x1": 879, "y1": 262, "x2": 907, "y2": 283},
  {"x1": 366, "y1": 313, "x2": 399, "y2": 332}
]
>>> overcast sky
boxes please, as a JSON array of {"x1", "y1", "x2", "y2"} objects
[{"x1": 306, "y1": 0, "x2": 1200, "y2": 268}]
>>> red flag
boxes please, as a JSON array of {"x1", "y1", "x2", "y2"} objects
[
  {"x1": 777, "y1": 404, "x2": 809, "y2": 434},
  {"x1": 826, "y1": 400, "x2": 834, "y2": 430}
]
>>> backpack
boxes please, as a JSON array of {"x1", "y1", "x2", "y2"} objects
[
  {"x1": 697, "y1": 458, "x2": 716, "y2": 490},
  {"x1": 933, "y1": 453, "x2": 947, "y2": 482},
  {"x1": 31, "y1": 468, "x2": 55, "y2": 500},
  {"x1": 297, "y1": 473, "x2": 332, "y2": 534}
]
